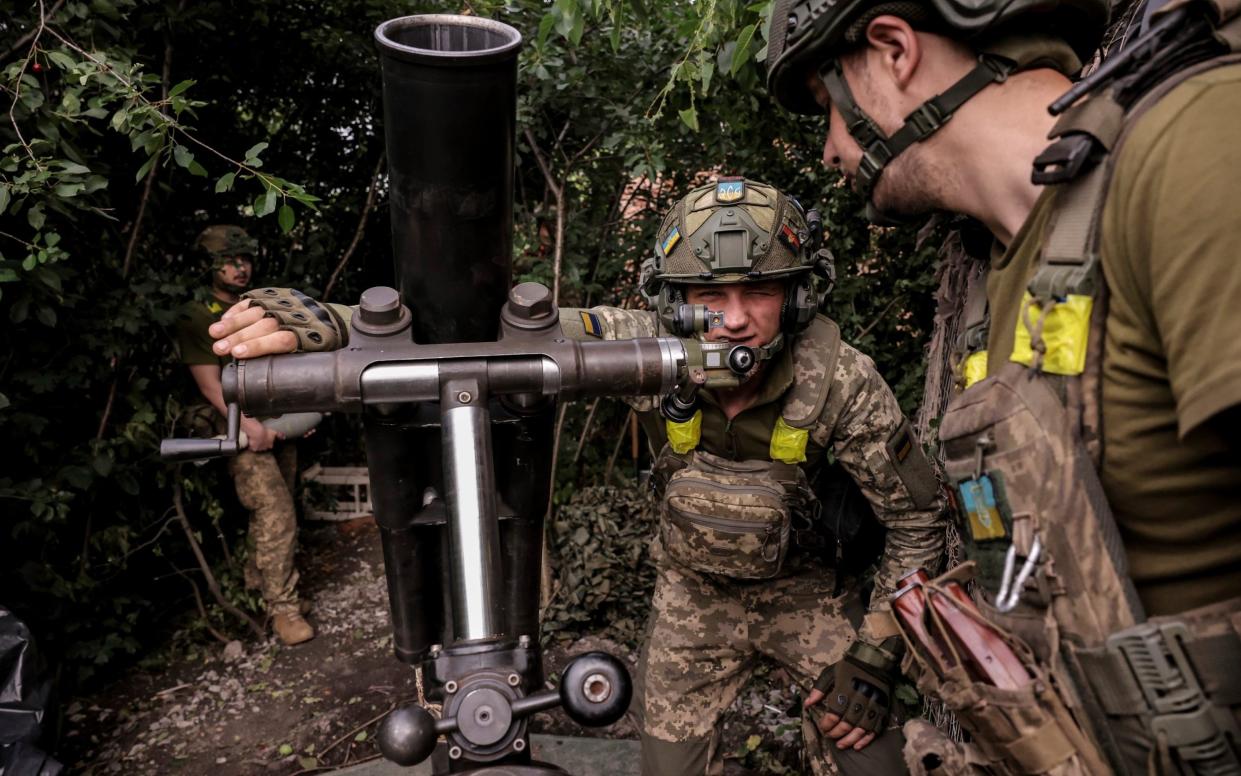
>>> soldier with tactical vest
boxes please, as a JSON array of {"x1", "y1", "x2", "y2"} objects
[
  {"x1": 766, "y1": 0, "x2": 1241, "y2": 772},
  {"x1": 174, "y1": 225, "x2": 316, "y2": 647},
  {"x1": 205, "y1": 179, "x2": 949, "y2": 775}
]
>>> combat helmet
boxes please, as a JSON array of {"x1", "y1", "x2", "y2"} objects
[
  {"x1": 765, "y1": 0, "x2": 1107, "y2": 205},
  {"x1": 196, "y1": 224, "x2": 259, "y2": 268},
  {"x1": 640, "y1": 177, "x2": 834, "y2": 342}
]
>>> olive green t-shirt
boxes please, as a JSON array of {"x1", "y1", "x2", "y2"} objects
[
  {"x1": 987, "y1": 65, "x2": 1241, "y2": 616},
  {"x1": 175, "y1": 293, "x2": 228, "y2": 367}
]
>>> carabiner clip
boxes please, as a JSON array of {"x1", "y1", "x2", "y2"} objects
[{"x1": 996, "y1": 535, "x2": 1042, "y2": 613}]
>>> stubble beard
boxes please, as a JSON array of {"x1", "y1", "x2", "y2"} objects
[{"x1": 869, "y1": 145, "x2": 948, "y2": 220}]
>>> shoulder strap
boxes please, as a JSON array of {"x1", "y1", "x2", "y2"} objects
[
  {"x1": 780, "y1": 315, "x2": 842, "y2": 429},
  {"x1": 1030, "y1": 49, "x2": 1241, "y2": 461}
]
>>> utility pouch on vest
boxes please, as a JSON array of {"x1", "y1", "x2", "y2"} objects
[
  {"x1": 660, "y1": 450, "x2": 806, "y2": 579},
  {"x1": 940, "y1": 361, "x2": 1144, "y2": 655},
  {"x1": 893, "y1": 565, "x2": 1111, "y2": 776}
]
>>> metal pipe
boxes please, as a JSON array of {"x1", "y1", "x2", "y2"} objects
[
  {"x1": 374, "y1": 15, "x2": 522, "y2": 345},
  {"x1": 441, "y1": 399, "x2": 502, "y2": 641}
]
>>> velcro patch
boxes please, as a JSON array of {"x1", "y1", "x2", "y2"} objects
[
  {"x1": 885, "y1": 419, "x2": 940, "y2": 509},
  {"x1": 780, "y1": 223, "x2": 801, "y2": 251},
  {"x1": 580, "y1": 311, "x2": 603, "y2": 338},
  {"x1": 660, "y1": 226, "x2": 682, "y2": 255},
  {"x1": 715, "y1": 179, "x2": 745, "y2": 203}
]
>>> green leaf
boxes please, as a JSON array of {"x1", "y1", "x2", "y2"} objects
[
  {"x1": 172, "y1": 144, "x2": 193, "y2": 169},
  {"x1": 215, "y1": 172, "x2": 235, "y2": 193},
  {"x1": 244, "y1": 141, "x2": 268, "y2": 162},
  {"x1": 297, "y1": 756, "x2": 318, "y2": 770},
  {"x1": 168, "y1": 79, "x2": 195, "y2": 97},
  {"x1": 187, "y1": 160, "x2": 208, "y2": 177},
  {"x1": 27, "y1": 206, "x2": 45, "y2": 230},
  {"x1": 47, "y1": 51, "x2": 75, "y2": 70},
  {"x1": 0, "y1": 186, "x2": 9, "y2": 216},
  {"x1": 22, "y1": 255, "x2": 36, "y2": 271},
  {"x1": 353, "y1": 731, "x2": 367, "y2": 742},
  {"x1": 0, "y1": 393, "x2": 9, "y2": 410},
  {"x1": 731, "y1": 24, "x2": 756, "y2": 76},
  {"x1": 277, "y1": 204, "x2": 294, "y2": 233},
  {"x1": 134, "y1": 153, "x2": 158, "y2": 182},
  {"x1": 537, "y1": 13, "x2": 556, "y2": 49},
  {"x1": 36, "y1": 305, "x2": 57, "y2": 327},
  {"x1": 92, "y1": 454, "x2": 113, "y2": 477},
  {"x1": 110, "y1": 108, "x2": 128, "y2": 131},
  {"x1": 255, "y1": 189, "x2": 277, "y2": 217},
  {"x1": 700, "y1": 61, "x2": 714, "y2": 96},
  {"x1": 677, "y1": 106, "x2": 699, "y2": 132},
  {"x1": 278, "y1": 744, "x2": 293, "y2": 757}
]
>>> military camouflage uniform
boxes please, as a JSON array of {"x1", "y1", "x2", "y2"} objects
[
  {"x1": 174, "y1": 293, "x2": 303, "y2": 617},
  {"x1": 561, "y1": 306, "x2": 947, "y2": 776}
]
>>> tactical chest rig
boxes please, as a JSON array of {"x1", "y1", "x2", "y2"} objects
[
  {"x1": 922, "y1": 3, "x2": 1241, "y2": 774},
  {"x1": 651, "y1": 316, "x2": 887, "y2": 581}
]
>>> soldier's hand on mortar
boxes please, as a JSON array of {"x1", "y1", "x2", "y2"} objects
[{"x1": 210, "y1": 299, "x2": 298, "y2": 359}]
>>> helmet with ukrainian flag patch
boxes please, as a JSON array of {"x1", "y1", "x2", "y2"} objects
[{"x1": 640, "y1": 177, "x2": 832, "y2": 336}]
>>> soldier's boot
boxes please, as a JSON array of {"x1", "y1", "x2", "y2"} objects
[{"x1": 273, "y1": 611, "x2": 315, "y2": 646}]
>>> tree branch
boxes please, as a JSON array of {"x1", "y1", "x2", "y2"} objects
[
  {"x1": 173, "y1": 479, "x2": 266, "y2": 639},
  {"x1": 323, "y1": 152, "x2": 385, "y2": 302},
  {"x1": 523, "y1": 126, "x2": 567, "y2": 304}
]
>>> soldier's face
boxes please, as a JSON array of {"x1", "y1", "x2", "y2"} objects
[
  {"x1": 684, "y1": 280, "x2": 784, "y2": 348},
  {"x1": 214, "y1": 256, "x2": 252, "y2": 293}
]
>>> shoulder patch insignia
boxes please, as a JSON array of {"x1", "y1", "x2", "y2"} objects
[
  {"x1": 715, "y1": 179, "x2": 745, "y2": 203},
  {"x1": 579, "y1": 310, "x2": 604, "y2": 338},
  {"x1": 207, "y1": 300, "x2": 224, "y2": 314},
  {"x1": 660, "y1": 226, "x2": 681, "y2": 255}
]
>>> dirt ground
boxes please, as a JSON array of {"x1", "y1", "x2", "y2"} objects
[{"x1": 59, "y1": 518, "x2": 804, "y2": 775}]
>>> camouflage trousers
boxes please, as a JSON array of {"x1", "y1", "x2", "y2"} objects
[
  {"x1": 229, "y1": 443, "x2": 301, "y2": 615},
  {"x1": 636, "y1": 548, "x2": 907, "y2": 776}
]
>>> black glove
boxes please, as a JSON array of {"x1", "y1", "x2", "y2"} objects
[
  {"x1": 242, "y1": 288, "x2": 348, "y2": 352},
  {"x1": 813, "y1": 639, "x2": 901, "y2": 733}
]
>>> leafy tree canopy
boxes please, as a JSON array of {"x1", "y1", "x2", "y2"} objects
[{"x1": 0, "y1": 0, "x2": 938, "y2": 683}]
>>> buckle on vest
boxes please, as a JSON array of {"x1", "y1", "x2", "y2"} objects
[
  {"x1": 906, "y1": 102, "x2": 945, "y2": 139},
  {"x1": 1103, "y1": 622, "x2": 1241, "y2": 768},
  {"x1": 1032, "y1": 133, "x2": 1101, "y2": 185},
  {"x1": 1028, "y1": 252, "x2": 1099, "y2": 299}
]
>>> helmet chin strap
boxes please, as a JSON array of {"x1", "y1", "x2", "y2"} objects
[
  {"x1": 752, "y1": 332, "x2": 786, "y2": 362},
  {"x1": 821, "y1": 54, "x2": 1015, "y2": 217}
]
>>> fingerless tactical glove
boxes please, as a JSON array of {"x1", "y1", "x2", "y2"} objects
[
  {"x1": 241, "y1": 287, "x2": 348, "y2": 352},
  {"x1": 813, "y1": 639, "x2": 901, "y2": 733}
]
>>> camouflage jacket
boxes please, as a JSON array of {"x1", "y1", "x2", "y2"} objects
[{"x1": 560, "y1": 306, "x2": 947, "y2": 636}]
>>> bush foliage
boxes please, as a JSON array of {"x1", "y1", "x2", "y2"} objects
[{"x1": 1, "y1": 0, "x2": 939, "y2": 685}]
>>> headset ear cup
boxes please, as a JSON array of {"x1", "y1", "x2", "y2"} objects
[{"x1": 782, "y1": 277, "x2": 814, "y2": 334}]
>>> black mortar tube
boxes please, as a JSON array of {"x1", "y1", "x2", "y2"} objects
[{"x1": 375, "y1": 15, "x2": 521, "y2": 345}]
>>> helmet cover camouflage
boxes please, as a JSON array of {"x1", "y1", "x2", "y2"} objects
[
  {"x1": 196, "y1": 225, "x2": 258, "y2": 268},
  {"x1": 648, "y1": 178, "x2": 813, "y2": 283}
]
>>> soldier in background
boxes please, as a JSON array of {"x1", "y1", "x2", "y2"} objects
[
  {"x1": 206, "y1": 179, "x2": 948, "y2": 775},
  {"x1": 174, "y1": 225, "x2": 314, "y2": 647}
]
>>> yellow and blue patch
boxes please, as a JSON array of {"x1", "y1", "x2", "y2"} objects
[
  {"x1": 715, "y1": 179, "x2": 745, "y2": 203},
  {"x1": 579, "y1": 310, "x2": 604, "y2": 338},
  {"x1": 660, "y1": 226, "x2": 681, "y2": 256}
]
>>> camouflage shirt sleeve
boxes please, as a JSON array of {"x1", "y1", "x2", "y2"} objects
[
  {"x1": 811, "y1": 342, "x2": 947, "y2": 641},
  {"x1": 560, "y1": 307, "x2": 661, "y2": 414}
]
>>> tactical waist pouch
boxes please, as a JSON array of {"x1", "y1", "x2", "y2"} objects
[{"x1": 660, "y1": 450, "x2": 804, "y2": 579}]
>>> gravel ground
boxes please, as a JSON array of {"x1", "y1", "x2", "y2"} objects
[{"x1": 58, "y1": 518, "x2": 805, "y2": 775}]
